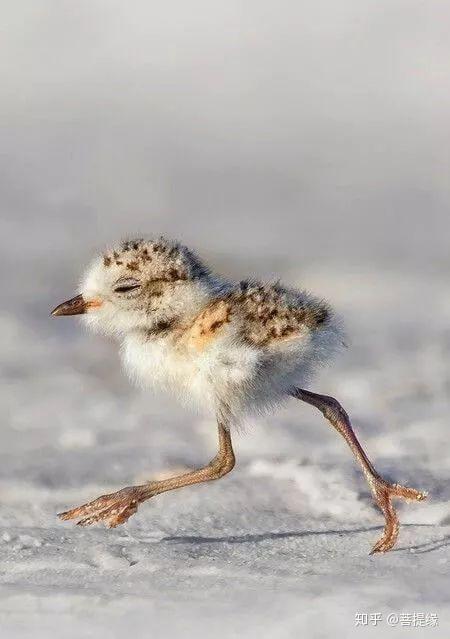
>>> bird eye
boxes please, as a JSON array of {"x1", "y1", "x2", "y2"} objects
[{"x1": 113, "y1": 279, "x2": 141, "y2": 294}]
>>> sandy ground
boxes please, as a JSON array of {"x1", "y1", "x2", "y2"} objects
[
  {"x1": 2, "y1": 3, "x2": 450, "y2": 635},
  {"x1": 1, "y1": 261, "x2": 449, "y2": 638}
]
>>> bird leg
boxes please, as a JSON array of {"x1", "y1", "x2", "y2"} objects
[
  {"x1": 291, "y1": 388, "x2": 427, "y2": 553},
  {"x1": 58, "y1": 421, "x2": 235, "y2": 527}
]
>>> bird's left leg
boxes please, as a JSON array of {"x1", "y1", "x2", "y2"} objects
[
  {"x1": 58, "y1": 419, "x2": 235, "y2": 527},
  {"x1": 291, "y1": 387, "x2": 427, "y2": 553}
]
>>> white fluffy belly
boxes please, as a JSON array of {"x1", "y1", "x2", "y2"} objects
[{"x1": 121, "y1": 332, "x2": 261, "y2": 410}]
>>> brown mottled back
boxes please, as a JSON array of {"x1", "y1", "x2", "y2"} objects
[{"x1": 228, "y1": 281, "x2": 330, "y2": 347}]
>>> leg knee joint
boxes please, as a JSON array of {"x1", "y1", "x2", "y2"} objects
[{"x1": 210, "y1": 453, "x2": 235, "y2": 478}]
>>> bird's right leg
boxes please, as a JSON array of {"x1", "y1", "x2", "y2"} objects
[
  {"x1": 58, "y1": 420, "x2": 235, "y2": 527},
  {"x1": 291, "y1": 388, "x2": 427, "y2": 553}
]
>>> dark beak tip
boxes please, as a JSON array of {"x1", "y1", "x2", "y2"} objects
[{"x1": 51, "y1": 294, "x2": 86, "y2": 317}]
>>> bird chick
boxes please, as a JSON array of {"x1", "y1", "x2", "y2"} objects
[{"x1": 51, "y1": 237, "x2": 426, "y2": 553}]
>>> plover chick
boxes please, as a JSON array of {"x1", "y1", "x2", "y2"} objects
[{"x1": 51, "y1": 237, "x2": 426, "y2": 554}]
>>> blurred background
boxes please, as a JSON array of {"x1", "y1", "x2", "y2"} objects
[
  {"x1": 1, "y1": 1, "x2": 449, "y2": 281},
  {"x1": 1, "y1": 2, "x2": 450, "y2": 638}
]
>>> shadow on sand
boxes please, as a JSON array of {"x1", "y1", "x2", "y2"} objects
[{"x1": 163, "y1": 523, "x2": 439, "y2": 552}]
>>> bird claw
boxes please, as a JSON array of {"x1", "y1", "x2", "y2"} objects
[
  {"x1": 369, "y1": 478, "x2": 427, "y2": 554},
  {"x1": 58, "y1": 486, "x2": 141, "y2": 528}
]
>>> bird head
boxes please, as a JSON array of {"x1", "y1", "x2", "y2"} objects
[{"x1": 51, "y1": 237, "x2": 211, "y2": 337}]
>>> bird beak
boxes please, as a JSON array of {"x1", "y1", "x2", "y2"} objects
[{"x1": 51, "y1": 294, "x2": 88, "y2": 316}]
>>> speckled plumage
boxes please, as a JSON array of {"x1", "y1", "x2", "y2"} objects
[
  {"x1": 52, "y1": 236, "x2": 426, "y2": 553},
  {"x1": 80, "y1": 237, "x2": 343, "y2": 421}
]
